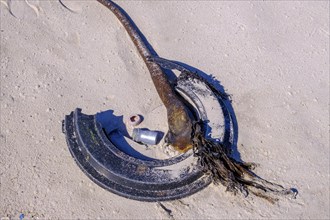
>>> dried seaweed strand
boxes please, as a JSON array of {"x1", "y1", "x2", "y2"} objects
[{"x1": 192, "y1": 121, "x2": 296, "y2": 203}]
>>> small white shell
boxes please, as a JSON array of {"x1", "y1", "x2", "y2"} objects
[{"x1": 128, "y1": 114, "x2": 142, "y2": 126}]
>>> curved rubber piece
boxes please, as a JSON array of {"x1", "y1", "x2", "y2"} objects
[
  {"x1": 62, "y1": 73, "x2": 234, "y2": 202},
  {"x1": 63, "y1": 109, "x2": 211, "y2": 202}
]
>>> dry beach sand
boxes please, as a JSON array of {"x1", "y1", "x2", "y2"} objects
[{"x1": 0, "y1": 0, "x2": 329, "y2": 219}]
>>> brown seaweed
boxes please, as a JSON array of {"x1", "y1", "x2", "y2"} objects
[
  {"x1": 192, "y1": 121, "x2": 296, "y2": 203},
  {"x1": 97, "y1": 0, "x2": 193, "y2": 152},
  {"x1": 96, "y1": 0, "x2": 297, "y2": 202}
]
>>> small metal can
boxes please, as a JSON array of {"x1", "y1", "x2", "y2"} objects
[{"x1": 132, "y1": 128, "x2": 160, "y2": 145}]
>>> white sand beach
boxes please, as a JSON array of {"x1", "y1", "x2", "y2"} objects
[{"x1": 0, "y1": 0, "x2": 329, "y2": 219}]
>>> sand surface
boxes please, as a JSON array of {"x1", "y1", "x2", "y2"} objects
[{"x1": 1, "y1": 0, "x2": 329, "y2": 219}]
